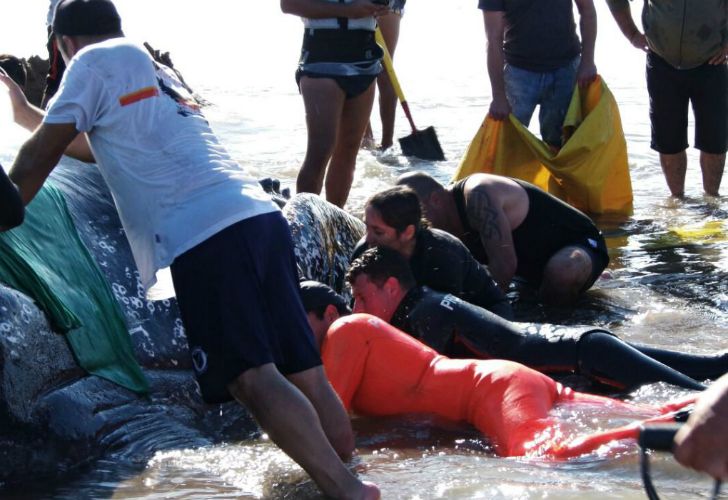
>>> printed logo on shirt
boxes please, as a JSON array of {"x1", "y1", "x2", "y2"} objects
[{"x1": 191, "y1": 346, "x2": 208, "y2": 374}]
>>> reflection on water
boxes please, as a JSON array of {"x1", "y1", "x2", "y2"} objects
[{"x1": 2, "y1": 1, "x2": 727, "y2": 498}]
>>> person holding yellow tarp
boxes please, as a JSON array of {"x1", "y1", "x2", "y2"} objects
[{"x1": 453, "y1": 76, "x2": 633, "y2": 216}]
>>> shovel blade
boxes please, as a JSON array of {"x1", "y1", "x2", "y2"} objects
[{"x1": 398, "y1": 126, "x2": 446, "y2": 161}]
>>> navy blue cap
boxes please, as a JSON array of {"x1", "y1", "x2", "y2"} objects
[{"x1": 52, "y1": 0, "x2": 122, "y2": 36}]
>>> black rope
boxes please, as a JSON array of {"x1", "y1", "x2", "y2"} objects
[{"x1": 639, "y1": 429, "x2": 724, "y2": 500}]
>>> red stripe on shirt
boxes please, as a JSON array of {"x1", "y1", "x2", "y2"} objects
[{"x1": 119, "y1": 86, "x2": 159, "y2": 107}]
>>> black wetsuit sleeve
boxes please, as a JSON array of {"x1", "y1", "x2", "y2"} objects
[
  {"x1": 0, "y1": 168, "x2": 24, "y2": 230},
  {"x1": 446, "y1": 234, "x2": 511, "y2": 318},
  {"x1": 457, "y1": 253, "x2": 513, "y2": 320}
]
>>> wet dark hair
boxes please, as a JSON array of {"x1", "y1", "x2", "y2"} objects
[
  {"x1": 299, "y1": 280, "x2": 351, "y2": 319},
  {"x1": 0, "y1": 55, "x2": 27, "y2": 88},
  {"x1": 365, "y1": 186, "x2": 430, "y2": 235},
  {"x1": 346, "y1": 246, "x2": 416, "y2": 290}
]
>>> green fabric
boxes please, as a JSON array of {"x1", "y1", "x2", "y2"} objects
[{"x1": 0, "y1": 182, "x2": 149, "y2": 394}]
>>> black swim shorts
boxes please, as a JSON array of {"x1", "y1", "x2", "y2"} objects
[
  {"x1": 647, "y1": 51, "x2": 728, "y2": 155},
  {"x1": 574, "y1": 238, "x2": 609, "y2": 293},
  {"x1": 296, "y1": 28, "x2": 382, "y2": 99},
  {"x1": 170, "y1": 211, "x2": 322, "y2": 404}
]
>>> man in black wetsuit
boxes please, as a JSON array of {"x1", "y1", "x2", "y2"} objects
[
  {"x1": 0, "y1": 163, "x2": 24, "y2": 231},
  {"x1": 351, "y1": 185, "x2": 512, "y2": 319},
  {"x1": 345, "y1": 246, "x2": 727, "y2": 392},
  {"x1": 396, "y1": 171, "x2": 608, "y2": 305}
]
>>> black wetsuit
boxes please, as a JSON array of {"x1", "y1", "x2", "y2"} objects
[
  {"x1": 352, "y1": 228, "x2": 513, "y2": 319},
  {"x1": 451, "y1": 177, "x2": 609, "y2": 287},
  {"x1": 390, "y1": 286, "x2": 727, "y2": 391}
]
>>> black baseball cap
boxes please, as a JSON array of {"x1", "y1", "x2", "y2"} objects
[
  {"x1": 299, "y1": 280, "x2": 350, "y2": 314},
  {"x1": 52, "y1": 0, "x2": 122, "y2": 36}
]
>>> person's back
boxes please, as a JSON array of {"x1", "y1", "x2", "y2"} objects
[
  {"x1": 46, "y1": 38, "x2": 276, "y2": 296},
  {"x1": 391, "y1": 285, "x2": 590, "y2": 369},
  {"x1": 388, "y1": 285, "x2": 724, "y2": 391}
]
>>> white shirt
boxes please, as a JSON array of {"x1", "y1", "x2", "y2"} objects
[{"x1": 44, "y1": 39, "x2": 278, "y2": 299}]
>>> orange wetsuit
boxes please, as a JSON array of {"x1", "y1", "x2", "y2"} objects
[{"x1": 322, "y1": 314, "x2": 695, "y2": 458}]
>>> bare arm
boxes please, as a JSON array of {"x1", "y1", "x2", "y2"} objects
[
  {"x1": 674, "y1": 374, "x2": 728, "y2": 479},
  {"x1": 606, "y1": 0, "x2": 648, "y2": 51},
  {"x1": 9, "y1": 122, "x2": 79, "y2": 206},
  {"x1": 574, "y1": 0, "x2": 597, "y2": 86},
  {"x1": 280, "y1": 0, "x2": 388, "y2": 19},
  {"x1": 0, "y1": 69, "x2": 95, "y2": 163},
  {"x1": 483, "y1": 10, "x2": 510, "y2": 120},
  {"x1": 467, "y1": 186, "x2": 517, "y2": 290}
]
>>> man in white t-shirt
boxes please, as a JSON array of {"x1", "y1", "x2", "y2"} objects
[{"x1": 0, "y1": 1, "x2": 378, "y2": 498}]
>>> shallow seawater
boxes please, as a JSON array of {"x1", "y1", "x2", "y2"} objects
[{"x1": 1, "y1": 1, "x2": 727, "y2": 498}]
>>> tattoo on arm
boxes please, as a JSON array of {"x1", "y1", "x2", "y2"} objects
[{"x1": 469, "y1": 189, "x2": 502, "y2": 241}]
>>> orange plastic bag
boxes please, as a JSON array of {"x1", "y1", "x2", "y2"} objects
[{"x1": 453, "y1": 76, "x2": 633, "y2": 215}]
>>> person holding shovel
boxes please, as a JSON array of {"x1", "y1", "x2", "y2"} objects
[{"x1": 281, "y1": 0, "x2": 391, "y2": 208}]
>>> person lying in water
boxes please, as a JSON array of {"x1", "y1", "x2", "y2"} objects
[
  {"x1": 396, "y1": 171, "x2": 610, "y2": 305},
  {"x1": 344, "y1": 246, "x2": 727, "y2": 392},
  {"x1": 351, "y1": 185, "x2": 512, "y2": 319},
  {"x1": 298, "y1": 281, "x2": 697, "y2": 458},
  {"x1": 0, "y1": 163, "x2": 24, "y2": 230}
]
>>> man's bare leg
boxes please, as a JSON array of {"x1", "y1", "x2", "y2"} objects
[
  {"x1": 700, "y1": 151, "x2": 725, "y2": 196},
  {"x1": 287, "y1": 365, "x2": 355, "y2": 460},
  {"x1": 228, "y1": 363, "x2": 379, "y2": 499},
  {"x1": 659, "y1": 151, "x2": 687, "y2": 197}
]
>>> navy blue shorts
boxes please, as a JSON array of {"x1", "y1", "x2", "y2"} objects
[
  {"x1": 170, "y1": 211, "x2": 322, "y2": 404},
  {"x1": 647, "y1": 52, "x2": 728, "y2": 155}
]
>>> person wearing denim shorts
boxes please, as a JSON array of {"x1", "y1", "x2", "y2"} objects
[
  {"x1": 479, "y1": 0, "x2": 598, "y2": 148},
  {"x1": 607, "y1": 0, "x2": 728, "y2": 197}
]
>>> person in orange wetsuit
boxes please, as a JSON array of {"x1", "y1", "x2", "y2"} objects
[{"x1": 299, "y1": 281, "x2": 696, "y2": 459}]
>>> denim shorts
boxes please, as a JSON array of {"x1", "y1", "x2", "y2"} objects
[
  {"x1": 504, "y1": 57, "x2": 579, "y2": 147},
  {"x1": 646, "y1": 51, "x2": 728, "y2": 155},
  {"x1": 170, "y1": 211, "x2": 322, "y2": 404}
]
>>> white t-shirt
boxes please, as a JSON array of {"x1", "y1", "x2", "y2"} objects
[{"x1": 44, "y1": 38, "x2": 278, "y2": 299}]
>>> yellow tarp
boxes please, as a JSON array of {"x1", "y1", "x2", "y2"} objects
[{"x1": 453, "y1": 76, "x2": 633, "y2": 215}]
